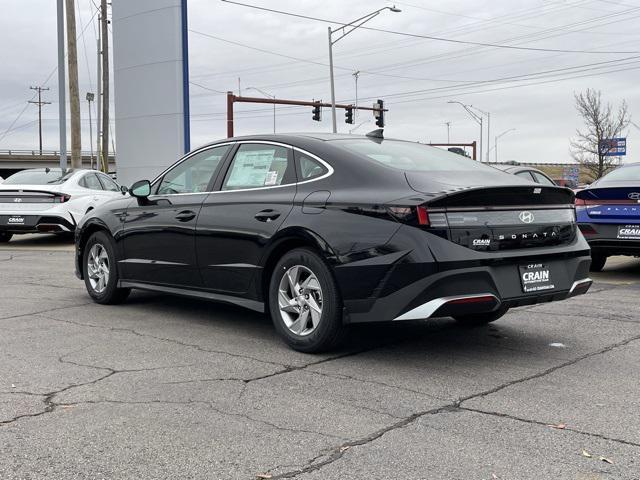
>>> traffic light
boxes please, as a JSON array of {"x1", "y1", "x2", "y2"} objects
[
  {"x1": 374, "y1": 99, "x2": 384, "y2": 128},
  {"x1": 312, "y1": 103, "x2": 321, "y2": 122},
  {"x1": 345, "y1": 106, "x2": 354, "y2": 124}
]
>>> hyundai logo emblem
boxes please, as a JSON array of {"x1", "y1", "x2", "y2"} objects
[
  {"x1": 519, "y1": 211, "x2": 535, "y2": 224},
  {"x1": 628, "y1": 192, "x2": 640, "y2": 200},
  {"x1": 13, "y1": 198, "x2": 22, "y2": 203}
]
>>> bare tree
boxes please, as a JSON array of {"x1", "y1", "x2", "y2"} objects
[{"x1": 570, "y1": 89, "x2": 629, "y2": 181}]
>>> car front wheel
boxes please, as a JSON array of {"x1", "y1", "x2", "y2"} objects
[
  {"x1": 83, "y1": 231, "x2": 130, "y2": 304},
  {"x1": 269, "y1": 248, "x2": 345, "y2": 353}
]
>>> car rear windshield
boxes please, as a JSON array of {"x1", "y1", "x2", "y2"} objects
[
  {"x1": 336, "y1": 139, "x2": 488, "y2": 172},
  {"x1": 3, "y1": 169, "x2": 75, "y2": 185},
  {"x1": 599, "y1": 165, "x2": 640, "y2": 181},
  {"x1": 335, "y1": 139, "x2": 488, "y2": 172}
]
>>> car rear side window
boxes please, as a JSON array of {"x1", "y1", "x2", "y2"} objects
[
  {"x1": 532, "y1": 171, "x2": 555, "y2": 185},
  {"x1": 516, "y1": 171, "x2": 535, "y2": 182},
  {"x1": 222, "y1": 144, "x2": 294, "y2": 190},
  {"x1": 82, "y1": 173, "x2": 103, "y2": 190},
  {"x1": 295, "y1": 151, "x2": 327, "y2": 181},
  {"x1": 157, "y1": 145, "x2": 230, "y2": 195},
  {"x1": 97, "y1": 174, "x2": 120, "y2": 191},
  {"x1": 336, "y1": 139, "x2": 488, "y2": 172}
]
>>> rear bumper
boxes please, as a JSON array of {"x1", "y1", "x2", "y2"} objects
[
  {"x1": 337, "y1": 225, "x2": 592, "y2": 324},
  {"x1": 579, "y1": 222, "x2": 640, "y2": 256},
  {"x1": 394, "y1": 278, "x2": 592, "y2": 321},
  {"x1": 0, "y1": 214, "x2": 75, "y2": 234}
]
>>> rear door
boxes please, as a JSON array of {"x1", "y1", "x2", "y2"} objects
[
  {"x1": 196, "y1": 142, "x2": 296, "y2": 294},
  {"x1": 120, "y1": 144, "x2": 231, "y2": 287}
]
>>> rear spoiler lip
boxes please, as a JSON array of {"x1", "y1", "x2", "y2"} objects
[
  {"x1": 0, "y1": 189, "x2": 63, "y2": 196},
  {"x1": 575, "y1": 186, "x2": 639, "y2": 200},
  {"x1": 402, "y1": 174, "x2": 574, "y2": 198}
]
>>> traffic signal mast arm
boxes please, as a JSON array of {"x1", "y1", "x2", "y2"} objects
[{"x1": 226, "y1": 92, "x2": 388, "y2": 136}]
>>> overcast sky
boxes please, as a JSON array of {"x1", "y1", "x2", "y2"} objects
[{"x1": 1, "y1": 0, "x2": 639, "y2": 164}]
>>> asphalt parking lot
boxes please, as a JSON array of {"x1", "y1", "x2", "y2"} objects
[{"x1": 1, "y1": 235, "x2": 639, "y2": 479}]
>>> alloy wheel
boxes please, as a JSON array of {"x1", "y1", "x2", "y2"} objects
[
  {"x1": 278, "y1": 265, "x2": 323, "y2": 336},
  {"x1": 87, "y1": 243, "x2": 110, "y2": 293}
]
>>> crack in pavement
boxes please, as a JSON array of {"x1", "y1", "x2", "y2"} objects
[
  {"x1": 264, "y1": 333, "x2": 640, "y2": 479},
  {"x1": 459, "y1": 406, "x2": 640, "y2": 448},
  {"x1": 0, "y1": 302, "x2": 95, "y2": 321}
]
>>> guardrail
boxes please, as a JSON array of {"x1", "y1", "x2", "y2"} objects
[{"x1": 0, "y1": 149, "x2": 115, "y2": 156}]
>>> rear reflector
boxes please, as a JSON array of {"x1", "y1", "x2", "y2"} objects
[{"x1": 447, "y1": 295, "x2": 497, "y2": 305}]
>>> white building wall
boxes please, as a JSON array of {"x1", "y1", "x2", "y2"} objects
[{"x1": 112, "y1": 0, "x2": 187, "y2": 186}]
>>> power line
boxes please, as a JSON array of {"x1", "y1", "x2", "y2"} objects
[{"x1": 219, "y1": 0, "x2": 639, "y2": 54}]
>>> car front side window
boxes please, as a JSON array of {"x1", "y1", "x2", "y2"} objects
[
  {"x1": 222, "y1": 144, "x2": 294, "y2": 191},
  {"x1": 156, "y1": 145, "x2": 230, "y2": 195}
]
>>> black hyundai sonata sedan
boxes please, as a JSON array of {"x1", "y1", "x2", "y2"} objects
[{"x1": 75, "y1": 132, "x2": 592, "y2": 352}]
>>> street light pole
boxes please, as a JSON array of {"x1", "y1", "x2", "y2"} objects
[
  {"x1": 495, "y1": 128, "x2": 516, "y2": 163},
  {"x1": 448, "y1": 100, "x2": 483, "y2": 162},
  {"x1": 328, "y1": 6, "x2": 401, "y2": 133},
  {"x1": 246, "y1": 87, "x2": 276, "y2": 134},
  {"x1": 86, "y1": 92, "x2": 95, "y2": 168}
]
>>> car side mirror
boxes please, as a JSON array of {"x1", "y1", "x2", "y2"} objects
[
  {"x1": 130, "y1": 180, "x2": 151, "y2": 198},
  {"x1": 120, "y1": 185, "x2": 128, "y2": 195}
]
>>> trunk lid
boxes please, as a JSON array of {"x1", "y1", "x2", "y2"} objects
[
  {"x1": 404, "y1": 172, "x2": 576, "y2": 251},
  {"x1": 0, "y1": 188, "x2": 66, "y2": 213},
  {"x1": 576, "y1": 186, "x2": 640, "y2": 220}
]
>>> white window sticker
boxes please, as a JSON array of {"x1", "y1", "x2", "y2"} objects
[{"x1": 264, "y1": 171, "x2": 279, "y2": 186}]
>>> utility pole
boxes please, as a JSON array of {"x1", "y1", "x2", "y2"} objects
[
  {"x1": 65, "y1": 0, "x2": 82, "y2": 169},
  {"x1": 100, "y1": 0, "x2": 109, "y2": 173},
  {"x1": 56, "y1": 0, "x2": 67, "y2": 170},
  {"x1": 444, "y1": 121, "x2": 451, "y2": 143},
  {"x1": 28, "y1": 86, "x2": 51, "y2": 155},
  {"x1": 96, "y1": 36, "x2": 102, "y2": 170},
  {"x1": 353, "y1": 71, "x2": 360, "y2": 123}
]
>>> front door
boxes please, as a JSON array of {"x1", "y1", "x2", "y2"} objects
[
  {"x1": 196, "y1": 142, "x2": 297, "y2": 294},
  {"x1": 120, "y1": 144, "x2": 231, "y2": 287}
]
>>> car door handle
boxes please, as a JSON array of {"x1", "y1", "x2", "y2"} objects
[
  {"x1": 254, "y1": 209, "x2": 281, "y2": 222},
  {"x1": 175, "y1": 210, "x2": 197, "y2": 222}
]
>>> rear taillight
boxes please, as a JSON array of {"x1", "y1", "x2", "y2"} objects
[
  {"x1": 59, "y1": 194, "x2": 71, "y2": 203},
  {"x1": 576, "y1": 197, "x2": 633, "y2": 206},
  {"x1": 387, "y1": 206, "x2": 430, "y2": 226},
  {"x1": 578, "y1": 224, "x2": 597, "y2": 235},
  {"x1": 416, "y1": 206, "x2": 429, "y2": 226}
]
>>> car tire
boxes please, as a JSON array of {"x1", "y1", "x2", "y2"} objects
[
  {"x1": 0, "y1": 232, "x2": 12, "y2": 243},
  {"x1": 83, "y1": 231, "x2": 130, "y2": 304},
  {"x1": 269, "y1": 248, "x2": 345, "y2": 353},
  {"x1": 453, "y1": 305, "x2": 510, "y2": 327},
  {"x1": 589, "y1": 254, "x2": 607, "y2": 272}
]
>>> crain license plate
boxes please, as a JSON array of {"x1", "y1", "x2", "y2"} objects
[
  {"x1": 519, "y1": 263, "x2": 556, "y2": 293},
  {"x1": 2, "y1": 215, "x2": 34, "y2": 226},
  {"x1": 617, "y1": 225, "x2": 640, "y2": 240}
]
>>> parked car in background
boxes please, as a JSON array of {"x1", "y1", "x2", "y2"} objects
[
  {"x1": 75, "y1": 133, "x2": 591, "y2": 352},
  {"x1": 492, "y1": 164, "x2": 557, "y2": 185},
  {"x1": 576, "y1": 162, "x2": 640, "y2": 271},
  {"x1": 0, "y1": 168, "x2": 122, "y2": 242}
]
